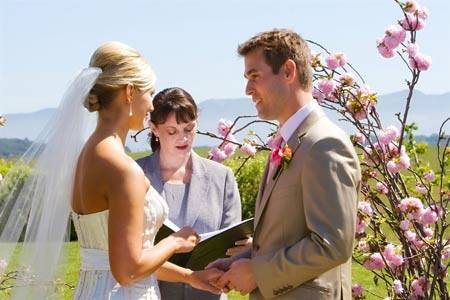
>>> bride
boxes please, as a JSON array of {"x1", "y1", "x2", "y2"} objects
[{"x1": 0, "y1": 42, "x2": 222, "y2": 299}]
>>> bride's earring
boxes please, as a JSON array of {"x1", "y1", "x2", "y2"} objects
[
  {"x1": 155, "y1": 136, "x2": 159, "y2": 142},
  {"x1": 129, "y1": 103, "x2": 133, "y2": 117}
]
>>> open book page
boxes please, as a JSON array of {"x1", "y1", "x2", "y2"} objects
[
  {"x1": 199, "y1": 218, "x2": 253, "y2": 241},
  {"x1": 163, "y1": 218, "x2": 180, "y2": 232},
  {"x1": 155, "y1": 218, "x2": 254, "y2": 270}
]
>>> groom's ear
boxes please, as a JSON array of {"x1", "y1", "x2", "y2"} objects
[{"x1": 282, "y1": 59, "x2": 297, "y2": 84}]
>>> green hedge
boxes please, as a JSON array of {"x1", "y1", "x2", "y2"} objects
[{"x1": 224, "y1": 152, "x2": 268, "y2": 219}]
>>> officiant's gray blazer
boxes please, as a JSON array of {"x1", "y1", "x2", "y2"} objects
[{"x1": 136, "y1": 150, "x2": 241, "y2": 300}]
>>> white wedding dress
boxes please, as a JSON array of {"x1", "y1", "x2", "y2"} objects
[{"x1": 71, "y1": 186, "x2": 168, "y2": 299}]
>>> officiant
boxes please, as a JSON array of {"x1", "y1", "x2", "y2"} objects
[{"x1": 137, "y1": 87, "x2": 243, "y2": 300}]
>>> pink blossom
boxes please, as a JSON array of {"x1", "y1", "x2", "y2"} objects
[
  {"x1": 356, "y1": 217, "x2": 369, "y2": 234},
  {"x1": 317, "y1": 79, "x2": 336, "y2": 96},
  {"x1": 411, "y1": 277, "x2": 429, "y2": 297},
  {"x1": 209, "y1": 147, "x2": 227, "y2": 163},
  {"x1": 389, "y1": 254, "x2": 404, "y2": 267},
  {"x1": 376, "y1": 182, "x2": 389, "y2": 194},
  {"x1": 383, "y1": 244, "x2": 396, "y2": 260},
  {"x1": 398, "y1": 197, "x2": 424, "y2": 220},
  {"x1": 325, "y1": 55, "x2": 340, "y2": 70},
  {"x1": 430, "y1": 204, "x2": 443, "y2": 217},
  {"x1": 351, "y1": 284, "x2": 364, "y2": 298},
  {"x1": 423, "y1": 227, "x2": 434, "y2": 238},
  {"x1": 387, "y1": 160, "x2": 400, "y2": 173},
  {"x1": 335, "y1": 52, "x2": 347, "y2": 67},
  {"x1": 223, "y1": 142, "x2": 238, "y2": 157},
  {"x1": 364, "y1": 253, "x2": 386, "y2": 270},
  {"x1": 399, "y1": 153, "x2": 411, "y2": 169},
  {"x1": 405, "y1": 230, "x2": 417, "y2": 242},
  {"x1": 442, "y1": 245, "x2": 450, "y2": 260},
  {"x1": 358, "y1": 240, "x2": 370, "y2": 253},
  {"x1": 412, "y1": 239, "x2": 426, "y2": 250},
  {"x1": 417, "y1": 6, "x2": 429, "y2": 20},
  {"x1": 339, "y1": 73, "x2": 354, "y2": 86},
  {"x1": 358, "y1": 201, "x2": 373, "y2": 217},
  {"x1": 359, "y1": 84, "x2": 372, "y2": 95},
  {"x1": 404, "y1": 0, "x2": 419, "y2": 13},
  {"x1": 377, "y1": 41, "x2": 395, "y2": 58},
  {"x1": 401, "y1": 13, "x2": 425, "y2": 31},
  {"x1": 217, "y1": 119, "x2": 233, "y2": 137},
  {"x1": 325, "y1": 52, "x2": 347, "y2": 70},
  {"x1": 424, "y1": 170, "x2": 435, "y2": 182},
  {"x1": 384, "y1": 25, "x2": 406, "y2": 49},
  {"x1": 409, "y1": 53, "x2": 432, "y2": 71},
  {"x1": 354, "y1": 132, "x2": 366, "y2": 144},
  {"x1": 392, "y1": 279, "x2": 404, "y2": 294},
  {"x1": 312, "y1": 88, "x2": 325, "y2": 102},
  {"x1": 383, "y1": 244, "x2": 404, "y2": 267},
  {"x1": 400, "y1": 220, "x2": 410, "y2": 231},
  {"x1": 420, "y1": 207, "x2": 438, "y2": 225},
  {"x1": 0, "y1": 259, "x2": 7, "y2": 273},
  {"x1": 379, "y1": 125, "x2": 400, "y2": 145},
  {"x1": 407, "y1": 42, "x2": 419, "y2": 57},
  {"x1": 415, "y1": 183, "x2": 427, "y2": 195},
  {"x1": 240, "y1": 143, "x2": 257, "y2": 157}
]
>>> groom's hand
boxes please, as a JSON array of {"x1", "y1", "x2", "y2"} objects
[{"x1": 217, "y1": 258, "x2": 257, "y2": 295}]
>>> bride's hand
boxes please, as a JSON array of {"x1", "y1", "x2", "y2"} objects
[
  {"x1": 169, "y1": 226, "x2": 200, "y2": 253},
  {"x1": 186, "y1": 268, "x2": 224, "y2": 295}
]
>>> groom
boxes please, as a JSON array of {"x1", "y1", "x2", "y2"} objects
[{"x1": 208, "y1": 29, "x2": 361, "y2": 299}]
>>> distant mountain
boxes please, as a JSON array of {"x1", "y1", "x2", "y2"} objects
[
  {"x1": 0, "y1": 138, "x2": 33, "y2": 157},
  {"x1": 1, "y1": 91, "x2": 448, "y2": 152}
]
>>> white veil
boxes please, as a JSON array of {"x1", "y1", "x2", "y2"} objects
[{"x1": 0, "y1": 67, "x2": 102, "y2": 298}]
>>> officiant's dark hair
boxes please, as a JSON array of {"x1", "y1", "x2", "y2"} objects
[{"x1": 150, "y1": 87, "x2": 198, "y2": 152}]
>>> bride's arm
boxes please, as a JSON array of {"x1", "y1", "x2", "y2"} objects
[{"x1": 105, "y1": 157, "x2": 196, "y2": 286}]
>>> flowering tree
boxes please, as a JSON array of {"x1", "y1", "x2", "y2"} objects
[
  {"x1": 0, "y1": 115, "x2": 5, "y2": 128},
  {"x1": 202, "y1": 1, "x2": 449, "y2": 299}
]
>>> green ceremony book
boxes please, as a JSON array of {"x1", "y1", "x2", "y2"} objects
[{"x1": 155, "y1": 218, "x2": 254, "y2": 271}]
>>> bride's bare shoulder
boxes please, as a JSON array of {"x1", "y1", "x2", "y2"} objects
[{"x1": 84, "y1": 137, "x2": 142, "y2": 178}]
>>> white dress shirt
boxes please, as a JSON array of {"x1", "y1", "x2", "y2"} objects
[{"x1": 279, "y1": 100, "x2": 318, "y2": 143}]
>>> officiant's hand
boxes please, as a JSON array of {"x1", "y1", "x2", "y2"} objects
[
  {"x1": 169, "y1": 226, "x2": 200, "y2": 253},
  {"x1": 186, "y1": 268, "x2": 224, "y2": 295},
  {"x1": 217, "y1": 258, "x2": 257, "y2": 295},
  {"x1": 226, "y1": 237, "x2": 252, "y2": 256}
]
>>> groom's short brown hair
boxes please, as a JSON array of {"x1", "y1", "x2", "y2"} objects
[{"x1": 238, "y1": 28, "x2": 312, "y2": 91}]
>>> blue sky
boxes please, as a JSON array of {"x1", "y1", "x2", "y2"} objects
[{"x1": 1, "y1": 0, "x2": 449, "y2": 114}]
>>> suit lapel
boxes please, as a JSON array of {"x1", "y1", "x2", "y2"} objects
[
  {"x1": 184, "y1": 151, "x2": 210, "y2": 226},
  {"x1": 255, "y1": 158, "x2": 270, "y2": 214},
  {"x1": 254, "y1": 107, "x2": 326, "y2": 229}
]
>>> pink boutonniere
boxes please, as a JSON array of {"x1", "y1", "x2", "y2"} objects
[
  {"x1": 270, "y1": 144, "x2": 293, "y2": 179},
  {"x1": 270, "y1": 144, "x2": 293, "y2": 169}
]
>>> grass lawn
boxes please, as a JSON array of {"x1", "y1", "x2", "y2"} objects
[{"x1": 1, "y1": 242, "x2": 390, "y2": 300}]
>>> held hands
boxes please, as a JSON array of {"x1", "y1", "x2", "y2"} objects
[
  {"x1": 186, "y1": 268, "x2": 224, "y2": 295},
  {"x1": 206, "y1": 258, "x2": 257, "y2": 295},
  {"x1": 169, "y1": 226, "x2": 200, "y2": 253}
]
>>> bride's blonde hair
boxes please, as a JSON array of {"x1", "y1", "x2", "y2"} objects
[{"x1": 84, "y1": 41, "x2": 156, "y2": 112}]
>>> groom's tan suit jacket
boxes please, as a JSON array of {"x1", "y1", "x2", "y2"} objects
[{"x1": 248, "y1": 107, "x2": 361, "y2": 299}]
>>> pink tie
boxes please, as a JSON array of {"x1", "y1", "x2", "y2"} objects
[{"x1": 266, "y1": 134, "x2": 283, "y2": 185}]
